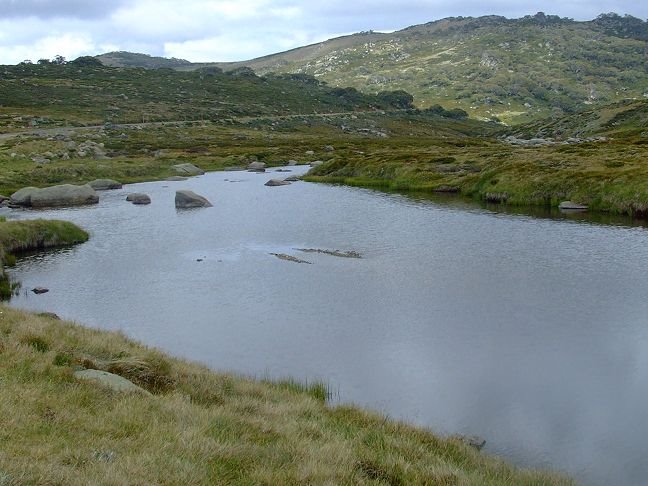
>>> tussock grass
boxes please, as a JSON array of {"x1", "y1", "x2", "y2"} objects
[{"x1": 0, "y1": 305, "x2": 573, "y2": 484}]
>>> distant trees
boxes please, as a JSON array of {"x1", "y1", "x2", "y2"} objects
[{"x1": 376, "y1": 90, "x2": 414, "y2": 109}]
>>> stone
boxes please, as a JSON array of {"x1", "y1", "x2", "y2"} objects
[
  {"x1": 559, "y1": 201, "x2": 588, "y2": 211},
  {"x1": 74, "y1": 369, "x2": 151, "y2": 395},
  {"x1": 166, "y1": 176, "x2": 188, "y2": 181},
  {"x1": 31, "y1": 287, "x2": 49, "y2": 294},
  {"x1": 126, "y1": 193, "x2": 151, "y2": 205},
  {"x1": 287, "y1": 160, "x2": 298, "y2": 166},
  {"x1": 9, "y1": 187, "x2": 39, "y2": 207},
  {"x1": 30, "y1": 184, "x2": 99, "y2": 208},
  {"x1": 324, "y1": 145, "x2": 335, "y2": 152},
  {"x1": 309, "y1": 160, "x2": 324, "y2": 167},
  {"x1": 36, "y1": 312, "x2": 60, "y2": 320},
  {"x1": 265, "y1": 179, "x2": 291, "y2": 187},
  {"x1": 88, "y1": 178, "x2": 122, "y2": 190},
  {"x1": 175, "y1": 190, "x2": 213, "y2": 209},
  {"x1": 172, "y1": 163, "x2": 205, "y2": 176},
  {"x1": 284, "y1": 175, "x2": 301, "y2": 182},
  {"x1": 453, "y1": 435, "x2": 486, "y2": 450},
  {"x1": 247, "y1": 161, "x2": 266, "y2": 172}
]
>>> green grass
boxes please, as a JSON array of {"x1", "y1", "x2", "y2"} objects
[{"x1": 0, "y1": 304, "x2": 573, "y2": 484}]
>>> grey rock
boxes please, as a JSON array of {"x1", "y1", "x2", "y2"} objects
[
  {"x1": 247, "y1": 161, "x2": 266, "y2": 171},
  {"x1": 324, "y1": 145, "x2": 335, "y2": 152},
  {"x1": 36, "y1": 312, "x2": 60, "y2": 320},
  {"x1": 310, "y1": 160, "x2": 324, "y2": 167},
  {"x1": 74, "y1": 369, "x2": 151, "y2": 395},
  {"x1": 126, "y1": 193, "x2": 151, "y2": 205},
  {"x1": 9, "y1": 187, "x2": 38, "y2": 207},
  {"x1": 166, "y1": 176, "x2": 188, "y2": 181},
  {"x1": 454, "y1": 435, "x2": 486, "y2": 450},
  {"x1": 287, "y1": 160, "x2": 299, "y2": 166},
  {"x1": 30, "y1": 184, "x2": 99, "y2": 208},
  {"x1": 175, "y1": 190, "x2": 213, "y2": 209},
  {"x1": 559, "y1": 201, "x2": 588, "y2": 211},
  {"x1": 172, "y1": 163, "x2": 205, "y2": 176},
  {"x1": 31, "y1": 287, "x2": 49, "y2": 294},
  {"x1": 88, "y1": 178, "x2": 122, "y2": 190},
  {"x1": 284, "y1": 175, "x2": 301, "y2": 182},
  {"x1": 31, "y1": 155, "x2": 51, "y2": 164},
  {"x1": 265, "y1": 179, "x2": 291, "y2": 187}
]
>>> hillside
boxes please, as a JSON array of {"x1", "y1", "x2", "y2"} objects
[{"x1": 98, "y1": 13, "x2": 648, "y2": 124}]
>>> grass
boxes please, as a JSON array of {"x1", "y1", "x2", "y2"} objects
[
  {"x1": 0, "y1": 304, "x2": 573, "y2": 484},
  {"x1": 0, "y1": 219, "x2": 89, "y2": 299}
]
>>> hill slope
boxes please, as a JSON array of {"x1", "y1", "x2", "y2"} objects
[{"x1": 98, "y1": 13, "x2": 648, "y2": 124}]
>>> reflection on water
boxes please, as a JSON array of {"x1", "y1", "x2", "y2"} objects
[{"x1": 5, "y1": 167, "x2": 648, "y2": 485}]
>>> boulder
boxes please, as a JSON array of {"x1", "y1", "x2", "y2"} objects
[
  {"x1": 265, "y1": 179, "x2": 291, "y2": 187},
  {"x1": 9, "y1": 187, "x2": 38, "y2": 207},
  {"x1": 126, "y1": 193, "x2": 151, "y2": 205},
  {"x1": 166, "y1": 176, "x2": 188, "y2": 181},
  {"x1": 324, "y1": 145, "x2": 335, "y2": 152},
  {"x1": 175, "y1": 190, "x2": 213, "y2": 209},
  {"x1": 88, "y1": 178, "x2": 122, "y2": 190},
  {"x1": 559, "y1": 201, "x2": 588, "y2": 211},
  {"x1": 310, "y1": 160, "x2": 324, "y2": 167},
  {"x1": 287, "y1": 160, "x2": 299, "y2": 166},
  {"x1": 74, "y1": 369, "x2": 151, "y2": 395},
  {"x1": 30, "y1": 184, "x2": 99, "y2": 208},
  {"x1": 247, "y1": 161, "x2": 266, "y2": 172},
  {"x1": 172, "y1": 163, "x2": 205, "y2": 176},
  {"x1": 31, "y1": 287, "x2": 49, "y2": 294},
  {"x1": 284, "y1": 175, "x2": 301, "y2": 182}
]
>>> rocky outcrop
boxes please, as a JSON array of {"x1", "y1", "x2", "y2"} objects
[
  {"x1": 74, "y1": 369, "x2": 151, "y2": 395},
  {"x1": 126, "y1": 193, "x2": 151, "y2": 205},
  {"x1": 88, "y1": 178, "x2": 122, "y2": 190},
  {"x1": 172, "y1": 163, "x2": 205, "y2": 176},
  {"x1": 265, "y1": 179, "x2": 291, "y2": 187},
  {"x1": 11, "y1": 184, "x2": 99, "y2": 208},
  {"x1": 175, "y1": 190, "x2": 212, "y2": 208}
]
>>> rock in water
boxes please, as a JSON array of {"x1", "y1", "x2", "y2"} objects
[
  {"x1": 9, "y1": 187, "x2": 38, "y2": 207},
  {"x1": 559, "y1": 201, "x2": 588, "y2": 211},
  {"x1": 247, "y1": 161, "x2": 266, "y2": 172},
  {"x1": 74, "y1": 369, "x2": 151, "y2": 395},
  {"x1": 28, "y1": 184, "x2": 99, "y2": 208},
  {"x1": 265, "y1": 179, "x2": 291, "y2": 187},
  {"x1": 31, "y1": 287, "x2": 49, "y2": 294},
  {"x1": 175, "y1": 190, "x2": 213, "y2": 208},
  {"x1": 126, "y1": 193, "x2": 151, "y2": 205},
  {"x1": 166, "y1": 176, "x2": 189, "y2": 181},
  {"x1": 172, "y1": 163, "x2": 205, "y2": 176},
  {"x1": 88, "y1": 179, "x2": 122, "y2": 190}
]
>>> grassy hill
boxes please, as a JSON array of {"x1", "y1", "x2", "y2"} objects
[{"x1": 96, "y1": 13, "x2": 648, "y2": 125}]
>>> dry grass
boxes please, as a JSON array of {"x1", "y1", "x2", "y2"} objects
[{"x1": 0, "y1": 305, "x2": 574, "y2": 485}]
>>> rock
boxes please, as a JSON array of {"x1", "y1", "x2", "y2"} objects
[
  {"x1": 270, "y1": 253, "x2": 311, "y2": 264},
  {"x1": 36, "y1": 312, "x2": 60, "y2": 320},
  {"x1": 453, "y1": 435, "x2": 486, "y2": 450},
  {"x1": 432, "y1": 185, "x2": 460, "y2": 193},
  {"x1": 166, "y1": 176, "x2": 188, "y2": 181},
  {"x1": 9, "y1": 187, "x2": 39, "y2": 207},
  {"x1": 247, "y1": 161, "x2": 266, "y2": 172},
  {"x1": 324, "y1": 145, "x2": 335, "y2": 152},
  {"x1": 31, "y1": 155, "x2": 51, "y2": 164},
  {"x1": 31, "y1": 287, "x2": 49, "y2": 294},
  {"x1": 265, "y1": 179, "x2": 291, "y2": 187},
  {"x1": 287, "y1": 160, "x2": 299, "y2": 166},
  {"x1": 172, "y1": 163, "x2": 205, "y2": 176},
  {"x1": 296, "y1": 248, "x2": 362, "y2": 258},
  {"x1": 284, "y1": 175, "x2": 301, "y2": 182},
  {"x1": 484, "y1": 192, "x2": 509, "y2": 203},
  {"x1": 88, "y1": 178, "x2": 122, "y2": 190},
  {"x1": 274, "y1": 169, "x2": 291, "y2": 172},
  {"x1": 30, "y1": 184, "x2": 99, "y2": 208},
  {"x1": 305, "y1": 150, "x2": 315, "y2": 155},
  {"x1": 310, "y1": 160, "x2": 324, "y2": 167},
  {"x1": 559, "y1": 201, "x2": 588, "y2": 211},
  {"x1": 74, "y1": 369, "x2": 151, "y2": 395},
  {"x1": 126, "y1": 193, "x2": 151, "y2": 205},
  {"x1": 175, "y1": 190, "x2": 213, "y2": 209}
]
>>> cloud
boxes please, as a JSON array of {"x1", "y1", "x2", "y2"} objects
[{"x1": 0, "y1": 0, "x2": 128, "y2": 19}]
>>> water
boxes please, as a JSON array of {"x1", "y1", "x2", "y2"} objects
[{"x1": 5, "y1": 167, "x2": 648, "y2": 485}]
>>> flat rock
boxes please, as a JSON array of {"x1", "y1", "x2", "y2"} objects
[
  {"x1": 270, "y1": 253, "x2": 311, "y2": 264},
  {"x1": 284, "y1": 175, "x2": 301, "y2": 182},
  {"x1": 74, "y1": 369, "x2": 151, "y2": 395},
  {"x1": 166, "y1": 176, "x2": 188, "y2": 181},
  {"x1": 28, "y1": 184, "x2": 99, "y2": 208},
  {"x1": 175, "y1": 190, "x2": 213, "y2": 209},
  {"x1": 126, "y1": 193, "x2": 151, "y2": 205},
  {"x1": 88, "y1": 178, "x2": 122, "y2": 190},
  {"x1": 31, "y1": 287, "x2": 49, "y2": 294},
  {"x1": 559, "y1": 201, "x2": 588, "y2": 211},
  {"x1": 265, "y1": 179, "x2": 291, "y2": 187},
  {"x1": 172, "y1": 163, "x2": 205, "y2": 176}
]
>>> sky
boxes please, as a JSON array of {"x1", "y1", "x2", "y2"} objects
[{"x1": 0, "y1": 0, "x2": 646, "y2": 65}]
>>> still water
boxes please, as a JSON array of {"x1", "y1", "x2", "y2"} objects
[{"x1": 5, "y1": 167, "x2": 648, "y2": 485}]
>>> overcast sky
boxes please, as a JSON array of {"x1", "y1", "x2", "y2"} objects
[{"x1": 0, "y1": 0, "x2": 646, "y2": 65}]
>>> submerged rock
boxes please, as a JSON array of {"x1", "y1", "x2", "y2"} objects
[
  {"x1": 126, "y1": 193, "x2": 151, "y2": 205},
  {"x1": 284, "y1": 175, "x2": 301, "y2": 182},
  {"x1": 559, "y1": 201, "x2": 588, "y2": 211},
  {"x1": 265, "y1": 179, "x2": 291, "y2": 187},
  {"x1": 31, "y1": 287, "x2": 49, "y2": 294},
  {"x1": 166, "y1": 176, "x2": 188, "y2": 181},
  {"x1": 88, "y1": 178, "x2": 122, "y2": 190},
  {"x1": 270, "y1": 253, "x2": 311, "y2": 264},
  {"x1": 175, "y1": 190, "x2": 213, "y2": 209},
  {"x1": 453, "y1": 435, "x2": 486, "y2": 451},
  {"x1": 296, "y1": 248, "x2": 362, "y2": 259}
]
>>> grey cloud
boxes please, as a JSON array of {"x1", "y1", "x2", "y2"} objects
[{"x1": 0, "y1": 0, "x2": 128, "y2": 19}]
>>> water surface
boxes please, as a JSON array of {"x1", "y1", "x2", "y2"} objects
[{"x1": 5, "y1": 167, "x2": 648, "y2": 485}]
